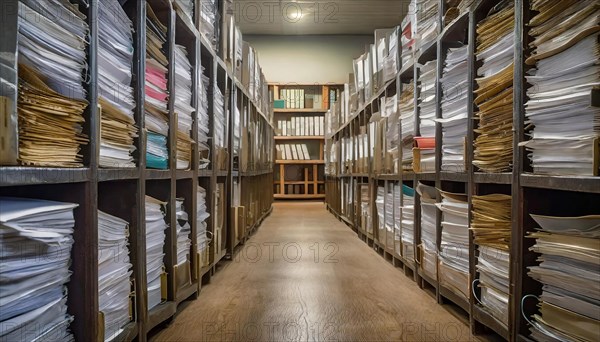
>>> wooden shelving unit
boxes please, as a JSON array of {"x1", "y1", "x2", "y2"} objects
[
  {"x1": 0, "y1": 1, "x2": 274, "y2": 341},
  {"x1": 324, "y1": 1, "x2": 600, "y2": 342}
]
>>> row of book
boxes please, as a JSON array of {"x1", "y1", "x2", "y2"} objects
[
  {"x1": 276, "y1": 87, "x2": 338, "y2": 110},
  {"x1": 275, "y1": 144, "x2": 313, "y2": 161},
  {"x1": 276, "y1": 116, "x2": 326, "y2": 137}
]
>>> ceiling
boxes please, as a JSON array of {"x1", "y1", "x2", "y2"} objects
[{"x1": 231, "y1": 0, "x2": 412, "y2": 35}]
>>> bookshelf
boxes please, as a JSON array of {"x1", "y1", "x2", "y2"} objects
[
  {"x1": 270, "y1": 83, "x2": 343, "y2": 200},
  {"x1": 324, "y1": 1, "x2": 600, "y2": 341},
  {"x1": 0, "y1": 1, "x2": 273, "y2": 341}
]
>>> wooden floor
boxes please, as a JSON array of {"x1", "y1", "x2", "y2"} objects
[{"x1": 151, "y1": 202, "x2": 476, "y2": 341}]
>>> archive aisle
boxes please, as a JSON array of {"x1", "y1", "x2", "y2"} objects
[
  {"x1": 324, "y1": 0, "x2": 599, "y2": 341},
  {"x1": 0, "y1": 1, "x2": 274, "y2": 341}
]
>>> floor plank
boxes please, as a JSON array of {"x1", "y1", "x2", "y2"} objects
[{"x1": 150, "y1": 202, "x2": 476, "y2": 341}]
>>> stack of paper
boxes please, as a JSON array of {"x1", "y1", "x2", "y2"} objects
[
  {"x1": 383, "y1": 95, "x2": 400, "y2": 172},
  {"x1": 361, "y1": 185, "x2": 373, "y2": 234},
  {"x1": 174, "y1": 0, "x2": 193, "y2": 23},
  {"x1": 439, "y1": 45, "x2": 469, "y2": 172},
  {"x1": 198, "y1": 68, "x2": 210, "y2": 168},
  {"x1": 383, "y1": 28, "x2": 399, "y2": 81},
  {"x1": 145, "y1": 196, "x2": 167, "y2": 311},
  {"x1": 174, "y1": 45, "x2": 194, "y2": 170},
  {"x1": 415, "y1": 0, "x2": 439, "y2": 53},
  {"x1": 214, "y1": 87, "x2": 226, "y2": 150},
  {"x1": 473, "y1": 2, "x2": 514, "y2": 173},
  {"x1": 401, "y1": 185, "x2": 415, "y2": 262},
  {"x1": 401, "y1": 5, "x2": 415, "y2": 67},
  {"x1": 417, "y1": 183, "x2": 438, "y2": 279},
  {"x1": 418, "y1": 60, "x2": 437, "y2": 138},
  {"x1": 175, "y1": 199, "x2": 191, "y2": 266},
  {"x1": 16, "y1": 1, "x2": 89, "y2": 167},
  {"x1": 471, "y1": 194, "x2": 512, "y2": 325},
  {"x1": 400, "y1": 83, "x2": 415, "y2": 169},
  {"x1": 393, "y1": 184, "x2": 402, "y2": 255},
  {"x1": 527, "y1": 214, "x2": 600, "y2": 342},
  {"x1": 197, "y1": 187, "x2": 210, "y2": 255},
  {"x1": 200, "y1": 0, "x2": 218, "y2": 50},
  {"x1": 98, "y1": 210, "x2": 132, "y2": 341},
  {"x1": 437, "y1": 190, "x2": 470, "y2": 300},
  {"x1": 146, "y1": 4, "x2": 169, "y2": 170},
  {"x1": 376, "y1": 187, "x2": 386, "y2": 244},
  {"x1": 385, "y1": 188, "x2": 396, "y2": 248},
  {"x1": 98, "y1": 0, "x2": 137, "y2": 168},
  {"x1": 457, "y1": 0, "x2": 476, "y2": 13},
  {"x1": 522, "y1": 1, "x2": 600, "y2": 176},
  {"x1": 0, "y1": 197, "x2": 77, "y2": 341}
]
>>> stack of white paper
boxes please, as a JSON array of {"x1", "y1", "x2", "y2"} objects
[
  {"x1": 98, "y1": 211, "x2": 132, "y2": 342},
  {"x1": 401, "y1": 185, "x2": 415, "y2": 261},
  {"x1": 198, "y1": 68, "x2": 210, "y2": 168},
  {"x1": 385, "y1": 97, "x2": 400, "y2": 172},
  {"x1": 175, "y1": 199, "x2": 191, "y2": 266},
  {"x1": 376, "y1": 187, "x2": 385, "y2": 244},
  {"x1": 393, "y1": 184, "x2": 402, "y2": 255},
  {"x1": 214, "y1": 86, "x2": 226, "y2": 150},
  {"x1": 384, "y1": 188, "x2": 396, "y2": 248},
  {"x1": 145, "y1": 196, "x2": 167, "y2": 311},
  {"x1": 0, "y1": 197, "x2": 77, "y2": 341},
  {"x1": 197, "y1": 187, "x2": 210, "y2": 255},
  {"x1": 401, "y1": 2, "x2": 416, "y2": 67},
  {"x1": 174, "y1": 0, "x2": 193, "y2": 23},
  {"x1": 174, "y1": 45, "x2": 194, "y2": 170},
  {"x1": 417, "y1": 183, "x2": 438, "y2": 278},
  {"x1": 360, "y1": 185, "x2": 373, "y2": 234},
  {"x1": 418, "y1": 60, "x2": 437, "y2": 138},
  {"x1": 200, "y1": 0, "x2": 218, "y2": 49},
  {"x1": 400, "y1": 83, "x2": 415, "y2": 169},
  {"x1": 384, "y1": 29, "x2": 399, "y2": 81},
  {"x1": 527, "y1": 213, "x2": 600, "y2": 342},
  {"x1": 415, "y1": 0, "x2": 439, "y2": 53},
  {"x1": 439, "y1": 45, "x2": 469, "y2": 172},
  {"x1": 437, "y1": 190, "x2": 470, "y2": 300}
]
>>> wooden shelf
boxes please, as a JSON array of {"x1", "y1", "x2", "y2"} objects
[
  {"x1": 274, "y1": 180, "x2": 325, "y2": 185},
  {"x1": 473, "y1": 172, "x2": 512, "y2": 185},
  {"x1": 274, "y1": 194, "x2": 326, "y2": 200},
  {"x1": 520, "y1": 174, "x2": 600, "y2": 193},
  {"x1": 275, "y1": 135, "x2": 324, "y2": 140},
  {"x1": 0, "y1": 167, "x2": 90, "y2": 186},
  {"x1": 98, "y1": 168, "x2": 138, "y2": 182},
  {"x1": 274, "y1": 108, "x2": 328, "y2": 113},
  {"x1": 276, "y1": 160, "x2": 325, "y2": 164}
]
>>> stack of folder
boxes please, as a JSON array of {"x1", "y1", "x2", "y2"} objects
[
  {"x1": 527, "y1": 213, "x2": 600, "y2": 341},
  {"x1": 417, "y1": 183, "x2": 438, "y2": 279},
  {"x1": 439, "y1": 45, "x2": 469, "y2": 172},
  {"x1": 473, "y1": 1, "x2": 514, "y2": 173},
  {"x1": 145, "y1": 196, "x2": 167, "y2": 311},
  {"x1": 200, "y1": 0, "x2": 218, "y2": 50},
  {"x1": 16, "y1": 1, "x2": 89, "y2": 167},
  {"x1": 98, "y1": 210, "x2": 132, "y2": 341},
  {"x1": 196, "y1": 187, "x2": 210, "y2": 256},
  {"x1": 175, "y1": 199, "x2": 191, "y2": 266},
  {"x1": 98, "y1": 0, "x2": 137, "y2": 168},
  {"x1": 0, "y1": 197, "x2": 77, "y2": 341},
  {"x1": 522, "y1": 1, "x2": 600, "y2": 176},
  {"x1": 401, "y1": 185, "x2": 415, "y2": 262},
  {"x1": 145, "y1": 4, "x2": 169, "y2": 170},
  {"x1": 401, "y1": 9, "x2": 415, "y2": 67},
  {"x1": 400, "y1": 83, "x2": 415, "y2": 169},
  {"x1": 415, "y1": 0, "x2": 439, "y2": 53},
  {"x1": 198, "y1": 68, "x2": 210, "y2": 168},
  {"x1": 418, "y1": 60, "x2": 437, "y2": 138},
  {"x1": 214, "y1": 87, "x2": 226, "y2": 150},
  {"x1": 471, "y1": 194, "x2": 512, "y2": 325},
  {"x1": 437, "y1": 190, "x2": 470, "y2": 300},
  {"x1": 444, "y1": 0, "x2": 475, "y2": 25},
  {"x1": 174, "y1": 45, "x2": 194, "y2": 170}
]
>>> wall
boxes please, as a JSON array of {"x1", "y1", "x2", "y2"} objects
[{"x1": 244, "y1": 35, "x2": 374, "y2": 84}]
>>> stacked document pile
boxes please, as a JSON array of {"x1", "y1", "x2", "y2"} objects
[
  {"x1": 437, "y1": 190, "x2": 470, "y2": 300},
  {"x1": 146, "y1": 4, "x2": 169, "y2": 169},
  {"x1": 439, "y1": 45, "x2": 469, "y2": 172},
  {"x1": 174, "y1": 45, "x2": 194, "y2": 170},
  {"x1": 384, "y1": 95, "x2": 400, "y2": 173},
  {"x1": 175, "y1": 199, "x2": 191, "y2": 266},
  {"x1": 523, "y1": 1, "x2": 600, "y2": 176},
  {"x1": 198, "y1": 68, "x2": 210, "y2": 168},
  {"x1": 418, "y1": 60, "x2": 437, "y2": 138},
  {"x1": 383, "y1": 29, "x2": 399, "y2": 81},
  {"x1": 174, "y1": 0, "x2": 193, "y2": 23},
  {"x1": 400, "y1": 83, "x2": 416, "y2": 170},
  {"x1": 393, "y1": 184, "x2": 402, "y2": 255},
  {"x1": 471, "y1": 194, "x2": 512, "y2": 325},
  {"x1": 401, "y1": 185, "x2": 415, "y2": 262},
  {"x1": 473, "y1": 2, "x2": 514, "y2": 173},
  {"x1": 401, "y1": 9, "x2": 415, "y2": 67},
  {"x1": 376, "y1": 187, "x2": 386, "y2": 245},
  {"x1": 415, "y1": 0, "x2": 439, "y2": 54},
  {"x1": 16, "y1": 1, "x2": 89, "y2": 167},
  {"x1": 200, "y1": 0, "x2": 218, "y2": 50},
  {"x1": 443, "y1": 0, "x2": 475, "y2": 25},
  {"x1": 0, "y1": 197, "x2": 77, "y2": 341},
  {"x1": 196, "y1": 187, "x2": 210, "y2": 263},
  {"x1": 98, "y1": 0, "x2": 137, "y2": 168},
  {"x1": 214, "y1": 87, "x2": 226, "y2": 151},
  {"x1": 98, "y1": 211, "x2": 132, "y2": 341},
  {"x1": 417, "y1": 183, "x2": 438, "y2": 279},
  {"x1": 360, "y1": 185, "x2": 373, "y2": 234},
  {"x1": 527, "y1": 213, "x2": 600, "y2": 342},
  {"x1": 385, "y1": 188, "x2": 396, "y2": 248},
  {"x1": 145, "y1": 196, "x2": 167, "y2": 311}
]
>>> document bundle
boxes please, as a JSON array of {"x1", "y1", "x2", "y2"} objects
[
  {"x1": 98, "y1": 0, "x2": 137, "y2": 168},
  {"x1": 98, "y1": 210, "x2": 133, "y2": 341},
  {"x1": 196, "y1": 187, "x2": 210, "y2": 256},
  {"x1": 385, "y1": 96, "x2": 400, "y2": 173},
  {"x1": 401, "y1": 185, "x2": 415, "y2": 262},
  {"x1": 175, "y1": 199, "x2": 191, "y2": 266},
  {"x1": 473, "y1": 2, "x2": 514, "y2": 173},
  {"x1": 522, "y1": 1, "x2": 600, "y2": 176},
  {"x1": 437, "y1": 190, "x2": 470, "y2": 300},
  {"x1": 400, "y1": 83, "x2": 416, "y2": 170},
  {"x1": 439, "y1": 45, "x2": 469, "y2": 172},
  {"x1": 418, "y1": 60, "x2": 437, "y2": 139},
  {"x1": 198, "y1": 68, "x2": 210, "y2": 169},
  {"x1": 401, "y1": 7, "x2": 415, "y2": 67},
  {"x1": 145, "y1": 4, "x2": 169, "y2": 170},
  {"x1": 375, "y1": 187, "x2": 386, "y2": 245},
  {"x1": 16, "y1": 0, "x2": 89, "y2": 167},
  {"x1": 393, "y1": 184, "x2": 402, "y2": 255},
  {"x1": 527, "y1": 213, "x2": 600, "y2": 342},
  {"x1": 417, "y1": 183, "x2": 438, "y2": 279},
  {"x1": 0, "y1": 197, "x2": 77, "y2": 341},
  {"x1": 471, "y1": 194, "x2": 512, "y2": 325},
  {"x1": 276, "y1": 144, "x2": 312, "y2": 160},
  {"x1": 200, "y1": 0, "x2": 219, "y2": 50},
  {"x1": 174, "y1": 45, "x2": 194, "y2": 170},
  {"x1": 415, "y1": 0, "x2": 439, "y2": 54},
  {"x1": 145, "y1": 196, "x2": 167, "y2": 311},
  {"x1": 214, "y1": 87, "x2": 226, "y2": 150}
]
